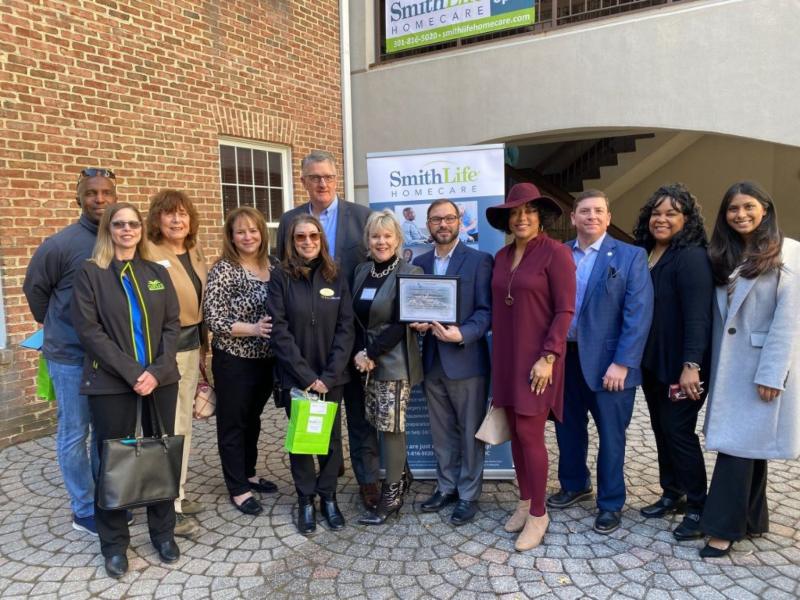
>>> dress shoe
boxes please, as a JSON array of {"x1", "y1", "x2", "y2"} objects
[
  {"x1": 504, "y1": 499, "x2": 531, "y2": 533},
  {"x1": 450, "y1": 500, "x2": 478, "y2": 525},
  {"x1": 297, "y1": 496, "x2": 317, "y2": 534},
  {"x1": 180, "y1": 499, "x2": 204, "y2": 515},
  {"x1": 640, "y1": 496, "x2": 686, "y2": 518},
  {"x1": 320, "y1": 496, "x2": 346, "y2": 530},
  {"x1": 420, "y1": 490, "x2": 458, "y2": 512},
  {"x1": 230, "y1": 495, "x2": 263, "y2": 516},
  {"x1": 174, "y1": 513, "x2": 199, "y2": 538},
  {"x1": 154, "y1": 539, "x2": 180, "y2": 563},
  {"x1": 358, "y1": 481, "x2": 403, "y2": 525},
  {"x1": 104, "y1": 554, "x2": 128, "y2": 579},
  {"x1": 546, "y1": 487, "x2": 594, "y2": 509},
  {"x1": 249, "y1": 478, "x2": 278, "y2": 493},
  {"x1": 593, "y1": 510, "x2": 621, "y2": 534},
  {"x1": 673, "y1": 511, "x2": 703, "y2": 540},
  {"x1": 699, "y1": 539, "x2": 733, "y2": 558},
  {"x1": 359, "y1": 482, "x2": 380, "y2": 510},
  {"x1": 400, "y1": 460, "x2": 414, "y2": 495},
  {"x1": 514, "y1": 513, "x2": 549, "y2": 551}
]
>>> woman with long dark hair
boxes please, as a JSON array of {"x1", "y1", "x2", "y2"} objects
[
  {"x1": 633, "y1": 183, "x2": 714, "y2": 541},
  {"x1": 700, "y1": 181, "x2": 800, "y2": 557}
]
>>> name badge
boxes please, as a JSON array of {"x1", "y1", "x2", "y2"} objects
[{"x1": 360, "y1": 287, "x2": 377, "y2": 301}]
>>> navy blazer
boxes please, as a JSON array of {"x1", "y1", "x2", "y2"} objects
[
  {"x1": 568, "y1": 235, "x2": 654, "y2": 392},
  {"x1": 276, "y1": 198, "x2": 371, "y2": 287},
  {"x1": 413, "y1": 242, "x2": 493, "y2": 380}
]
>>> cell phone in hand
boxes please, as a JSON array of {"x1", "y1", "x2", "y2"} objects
[{"x1": 668, "y1": 382, "x2": 704, "y2": 401}]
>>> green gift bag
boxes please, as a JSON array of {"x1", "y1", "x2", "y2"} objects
[
  {"x1": 284, "y1": 388, "x2": 338, "y2": 455},
  {"x1": 36, "y1": 355, "x2": 57, "y2": 402}
]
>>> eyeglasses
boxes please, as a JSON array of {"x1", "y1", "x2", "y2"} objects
[
  {"x1": 304, "y1": 174, "x2": 336, "y2": 184},
  {"x1": 294, "y1": 232, "x2": 321, "y2": 242},
  {"x1": 427, "y1": 215, "x2": 459, "y2": 225},
  {"x1": 78, "y1": 168, "x2": 116, "y2": 181},
  {"x1": 110, "y1": 220, "x2": 142, "y2": 230}
]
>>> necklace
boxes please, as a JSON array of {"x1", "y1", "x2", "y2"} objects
[
  {"x1": 370, "y1": 256, "x2": 399, "y2": 278},
  {"x1": 505, "y1": 265, "x2": 520, "y2": 306},
  {"x1": 647, "y1": 248, "x2": 665, "y2": 270}
]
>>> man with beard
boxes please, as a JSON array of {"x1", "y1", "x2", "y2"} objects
[{"x1": 412, "y1": 199, "x2": 493, "y2": 525}]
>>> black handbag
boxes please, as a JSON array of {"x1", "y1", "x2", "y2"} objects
[{"x1": 97, "y1": 395, "x2": 184, "y2": 510}]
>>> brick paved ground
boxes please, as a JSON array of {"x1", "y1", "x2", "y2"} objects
[{"x1": 0, "y1": 395, "x2": 799, "y2": 599}]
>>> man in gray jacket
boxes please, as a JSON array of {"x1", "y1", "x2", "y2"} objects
[{"x1": 23, "y1": 168, "x2": 117, "y2": 537}]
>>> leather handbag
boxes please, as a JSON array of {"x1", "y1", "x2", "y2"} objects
[
  {"x1": 97, "y1": 395, "x2": 184, "y2": 510},
  {"x1": 193, "y1": 359, "x2": 216, "y2": 419},
  {"x1": 475, "y1": 403, "x2": 511, "y2": 445}
]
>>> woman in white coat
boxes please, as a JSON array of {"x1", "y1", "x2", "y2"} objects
[{"x1": 700, "y1": 181, "x2": 800, "y2": 557}]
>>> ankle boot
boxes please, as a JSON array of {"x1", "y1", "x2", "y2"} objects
[
  {"x1": 296, "y1": 495, "x2": 316, "y2": 534},
  {"x1": 515, "y1": 512, "x2": 549, "y2": 551},
  {"x1": 358, "y1": 481, "x2": 403, "y2": 525},
  {"x1": 504, "y1": 499, "x2": 531, "y2": 533},
  {"x1": 400, "y1": 460, "x2": 414, "y2": 496}
]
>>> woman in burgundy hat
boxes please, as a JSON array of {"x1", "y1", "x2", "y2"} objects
[{"x1": 486, "y1": 183, "x2": 576, "y2": 551}]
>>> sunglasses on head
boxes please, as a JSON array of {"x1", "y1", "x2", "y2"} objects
[
  {"x1": 78, "y1": 168, "x2": 116, "y2": 181},
  {"x1": 294, "y1": 231, "x2": 321, "y2": 242}
]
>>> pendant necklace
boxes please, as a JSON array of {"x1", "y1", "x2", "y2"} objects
[{"x1": 506, "y1": 264, "x2": 520, "y2": 306}]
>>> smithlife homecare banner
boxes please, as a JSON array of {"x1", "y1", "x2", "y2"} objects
[{"x1": 385, "y1": 0, "x2": 535, "y2": 54}]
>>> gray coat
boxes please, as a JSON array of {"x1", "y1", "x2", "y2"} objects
[{"x1": 703, "y1": 237, "x2": 800, "y2": 459}]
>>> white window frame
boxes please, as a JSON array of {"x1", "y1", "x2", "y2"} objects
[{"x1": 218, "y1": 137, "x2": 293, "y2": 243}]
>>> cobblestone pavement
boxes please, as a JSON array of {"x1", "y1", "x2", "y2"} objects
[{"x1": 1, "y1": 396, "x2": 799, "y2": 600}]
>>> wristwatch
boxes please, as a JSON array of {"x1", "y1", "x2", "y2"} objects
[
  {"x1": 683, "y1": 362, "x2": 701, "y2": 371},
  {"x1": 543, "y1": 353, "x2": 556, "y2": 364}
]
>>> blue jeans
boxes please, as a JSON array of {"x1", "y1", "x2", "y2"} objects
[{"x1": 47, "y1": 360, "x2": 98, "y2": 518}]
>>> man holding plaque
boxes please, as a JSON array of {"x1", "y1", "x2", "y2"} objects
[
  {"x1": 547, "y1": 189, "x2": 653, "y2": 535},
  {"x1": 412, "y1": 199, "x2": 493, "y2": 525}
]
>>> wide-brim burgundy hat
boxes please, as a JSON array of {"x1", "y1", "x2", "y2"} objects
[{"x1": 486, "y1": 183, "x2": 563, "y2": 231}]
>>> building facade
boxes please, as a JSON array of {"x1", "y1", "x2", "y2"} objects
[{"x1": 0, "y1": 0, "x2": 344, "y2": 447}]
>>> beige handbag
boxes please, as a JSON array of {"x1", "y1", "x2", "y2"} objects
[
  {"x1": 475, "y1": 404, "x2": 510, "y2": 445},
  {"x1": 193, "y1": 360, "x2": 216, "y2": 419}
]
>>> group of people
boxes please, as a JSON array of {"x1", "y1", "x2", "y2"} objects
[{"x1": 23, "y1": 150, "x2": 798, "y2": 579}]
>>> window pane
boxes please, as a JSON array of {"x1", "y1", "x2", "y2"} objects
[
  {"x1": 222, "y1": 185, "x2": 238, "y2": 215},
  {"x1": 268, "y1": 152, "x2": 282, "y2": 187},
  {"x1": 239, "y1": 186, "x2": 254, "y2": 207},
  {"x1": 253, "y1": 150, "x2": 268, "y2": 186},
  {"x1": 237, "y1": 148, "x2": 253, "y2": 184},
  {"x1": 220, "y1": 145, "x2": 236, "y2": 184},
  {"x1": 269, "y1": 188, "x2": 283, "y2": 222},
  {"x1": 255, "y1": 187, "x2": 269, "y2": 219}
]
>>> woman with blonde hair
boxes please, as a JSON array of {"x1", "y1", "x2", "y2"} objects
[
  {"x1": 352, "y1": 209, "x2": 423, "y2": 525},
  {"x1": 72, "y1": 202, "x2": 181, "y2": 578}
]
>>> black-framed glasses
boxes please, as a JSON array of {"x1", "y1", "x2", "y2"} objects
[
  {"x1": 427, "y1": 215, "x2": 459, "y2": 225},
  {"x1": 304, "y1": 174, "x2": 336, "y2": 184},
  {"x1": 110, "y1": 220, "x2": 142, "y2": 230},
  {"x1": 78, "y1": 168, "x2": 116, "y2": 181}
]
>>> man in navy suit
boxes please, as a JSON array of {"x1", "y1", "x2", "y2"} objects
[
  {"x1": 276, "y1": 150, "x2": 378, "y2": 513},
  {"x1": 547, "y1": 189, "x2": 653, "y2": 534},
  {"x1": 412, "y1": 199, "x2": 493, "y2": 525}
]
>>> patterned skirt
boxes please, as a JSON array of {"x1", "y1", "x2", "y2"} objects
[{"x1": 364, "y1": 379, "x2": 410, "y2": 433}]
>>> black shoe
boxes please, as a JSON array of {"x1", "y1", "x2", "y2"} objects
[
  {"x1": 230, "y1": 495, "x2": 263, "y2": 516},
  {"x1": 358, "y1": 481, "x2": 403, "y2": 525},
  {"x1": 699, "y1": 540, "x2": 733, "y2": 558},
  {"x1": 104, "y1": 554, "x2": 128, "y2": 579},
  {"x1": 640, "y1": 496, "x2": 686, "y2": 518},
  {"x1": 154, "y1": 539, "x2": 180, "y2": 563},
  {"x1": 546, "y1": 488, "x2": 593, "y2": 509},
  {"x1": 297, "y1": 496, "x2": 316, "y2": 534},
  {"x1": 249, "y1": 478, "x2": 278, "y2": 493},
  {"x1": 320, "y1": 496, "x2": 346, "y2": 531},
  {"x1": 450, "y1": 500, "x2": 478, "y2": 526},
  {"x1": 420, "y1": 490, "x2": 459, "y2": 512},
  {"x1": 673, "y1": 512, "x2": 703, "y2": 540},
  {"x1": 400, "y1": 460, "x2": 414, "y2": 496},
  {"x1": 593, "y1": 510, "x2": 621, "y2": 534}
]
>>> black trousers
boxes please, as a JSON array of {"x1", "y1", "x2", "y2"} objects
[
  {"x1": 212, "y1": 349, "x2": 274, "y2": 496},
  {"x1": 641, "y1": 369, "x2": 707, "y2": 511},
  {"x1": 282, "y1": 385, "x2": 344, "y2": 498},
  {"x1": 89, "y1": 384, "x2": 178, "y2": 558},
  {"x1": 701, "y1": 453, "x2": 769, "y2": 541},
  {"x1": 343, "y1": 368, "x2": 380, "y2": 484}
]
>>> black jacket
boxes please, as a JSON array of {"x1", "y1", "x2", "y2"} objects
[
  {"x1": 267, "y1": 263, "x2": 355, "y2": 391},
  {"x1": 641, "y1": 245, "x2": 714, "y2": 385},
  {"x1": 71, "y1": 256, "x2": 181, "y2": 395}
]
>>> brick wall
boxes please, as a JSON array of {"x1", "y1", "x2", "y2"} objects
[{"x1": 0, "y1": 0, "x2": 343, "y2": 448}]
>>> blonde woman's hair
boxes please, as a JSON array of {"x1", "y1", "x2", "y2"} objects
[
  {"x1": 92, "y1": 202, "x2": 151, "y2": 269},
  {"x1": 364, "y1": 209, "x2": 405, "y2": 260}
]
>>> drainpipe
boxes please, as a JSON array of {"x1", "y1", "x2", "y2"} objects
[{"x1": 339, "y1": 0, "x2": 355, "y2": 204}]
